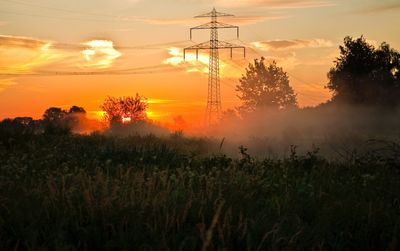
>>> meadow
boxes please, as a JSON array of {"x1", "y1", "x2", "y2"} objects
[{"x1": 0, "y1": 132, "x2": 399, "y2": 250}]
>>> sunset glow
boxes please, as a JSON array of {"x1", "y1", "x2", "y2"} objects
[
  {"x1": 1, "y1": 1, "x2": 399, "y2": 248},
  {"x1": 0, "y1": 0, "x2": 399, "y2": 127}
]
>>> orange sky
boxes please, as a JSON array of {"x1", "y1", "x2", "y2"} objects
[{"x1": 0, "y1": 0, "x2": 399, "y2": 126}]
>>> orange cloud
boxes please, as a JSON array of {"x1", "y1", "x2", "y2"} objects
[
  {"x1": 0, "y1": 78, "x2": 17, "y2": 92},
  {"x1": 162, "y1": 47, "x2": 245, "y2": 78},
  {"x1": 218, "y1": 15, "x2": 290, "y2": 25},
  {"x1": 136, "y1": 15, "x2": 288, "y2": 26},
  {"x1": 353, "y1": 2, "x2": 400, "y2": 14},
  {"x1": 0, "y1": 35, "x2": 46, "y2": 49},
  {"x1": 0, "y1": 35, "x2": 66, "y2": 74},
  {"x1": 0, "y1": 35, "x2": 123, "y2": 76},
  {"x1": 252, "y1": 39, "x2": 334, "y2": 51},
  {"x1": 215, "y1": 0, "x2": 335, "y2": 9},
  {"x1": 163, "y1": 47, "x2": 210, "y2": 73},
  {"x1": 81, "y1": 40, "x2": 122, "y2": 69}
]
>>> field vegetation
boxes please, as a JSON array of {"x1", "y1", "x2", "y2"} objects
[
  {"x1": 0, "y1": 131, "x2": 399, "y2": 250},
  {"x1": 0, "y1": 36, "x2": 399, "y2": 250}
]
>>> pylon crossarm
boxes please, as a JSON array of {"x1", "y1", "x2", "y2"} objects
[
  {"x1": 216, "y1": 41, "x2": 244, "y2": 49},
  {"x1": 184, "y1": 40, "x2": 245, "y2": 60},
  {"x1": 191, "y1": 21, "x2": 238, "y2": 30},
  {"x1": 185, "y1": 41, "x2": 211, "y2": 50},
  {"x1": 184, "y1": 42, "x2": 210, "y2": 59},
  {"x1": 190, "y1": 22, "x2": 239, "y2": 39},
  {"x1": 185, "y1": 41, "x2": 244, "y2": 49},
  {"x1": 194, "y1": 10, "x2": 234, "y2": 18}
]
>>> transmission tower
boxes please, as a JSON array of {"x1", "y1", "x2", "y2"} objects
[{"x1": 184, "y1": 8, "x2": 245, "y2": 126}]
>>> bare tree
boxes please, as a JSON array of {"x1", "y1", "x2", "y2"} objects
[{"x1": 101, "y1": 94, "x2": 148, "y2": 124}]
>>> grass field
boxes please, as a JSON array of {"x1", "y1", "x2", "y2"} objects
[{"x1": 0, "y1": 133, "x2": 399, "y2": 250}]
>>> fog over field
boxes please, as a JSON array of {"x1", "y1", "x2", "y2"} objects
[{"x1": 202, "y1": 104, "x2": 400, "y2": 158}]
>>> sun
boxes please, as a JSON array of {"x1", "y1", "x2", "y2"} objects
[{"x1": 122, "y1": 116, "x2": 132, "y2": 124}]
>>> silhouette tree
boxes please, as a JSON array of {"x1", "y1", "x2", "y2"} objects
[
  {"x1": 101, "y1": 94, "x2": 148, "y2": 124},
  {"x1": 66, "y1": 106, "x2": 87, "y2": 131},
  {"x1": 69, "y1": 106, "x2": 86, "y2": 114},
  {"x1": 0, "y1": 117, "x2": 37, "y2": 137},
  {"x1": 236, "y1": 57, "x2": 297, "y2": 114},
  {"x1": 327, "y1": 36, "x2": 400, "y2": 106},
  {"x1": 43, "y1": 107, "x2": 67, "y2": 122},
  {"x1": 42, "y1": 107, "x2": 70, "y2": 134}
]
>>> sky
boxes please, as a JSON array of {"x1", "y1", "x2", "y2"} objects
[{"x1": 0, "y1": 0, "x2": 399, "y2": 126}]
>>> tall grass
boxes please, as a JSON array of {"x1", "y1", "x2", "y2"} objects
[{"x1": 0, "y1": 134, "x2": 399, "y2": 250}]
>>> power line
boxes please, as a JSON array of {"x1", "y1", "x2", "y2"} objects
[
  {"x1": 223, "y1": 39, "x2": 330, "y2": 104},
  {"x1": 53, "y1": 40, "x2": 191, "y2": 51},
  {"x1": 287, "y1": 73, "x2": 326, "y2": 90},
  {"x1": 1, "y1": 0, "x2": 118, "y2": 18},
  {"x1": 0, "y1": 34, "x2": 191, "y2": 52},
  {"x1": 0, "y1": 65, "x2": 183, "y2": 77},
  {"x1": 235, "y1": 38, "x2": 326, "y2": 91},
  {"x1": 0, "y1": 10, "x2": 121, "y2": 23}
]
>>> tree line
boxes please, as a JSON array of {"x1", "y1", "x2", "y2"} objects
[
  {"x1": 0, "y1": 106, "x2": 88, "y2": 136},
  {"x1": 235, "y1": 36, "x2": 400, "y2": 116}
]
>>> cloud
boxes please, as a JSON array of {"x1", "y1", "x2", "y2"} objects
[
  {"x1": 219, "y1": 15, "x2": 290, "y2": 24},
  {"x1": 0, "y1": 78, "x2": 17, "y2": 93},
  {"x1": 245, "y1": 38, "x2": 337, "y2": 70},
  {"x1": 0, "y1": 35, "x2": 123, "y2": 77},
  {"x1": 127, "y1": 0, "x2": 334, "y2": 9},
  {"x1": 0, "y1": 35, "x2": 47, "y2": 49},
  {"x1": 131, "y1": 17, "x2": 196, "y2": 25},
  {"x1": 81, "y1": 40, "x2": 122, "y2": 69},
  {"x1": 353, "y1": 1, "x2": 400, "y2": 14},
  {"x1": 214, "y1": 0, "x2": 335, "y2": 9},
  {"x1": 163, "y1": 47, "x2": 245, "y2": 78},
  {"x1": 264, "y1": 51, "x2": 299, "y2": 70},
  {"x1": 132, "y1": 14, "x2": 287, "y2": 26},
  {"x1": 252, "y1": 39, "x2": 334, "y2": 51},
  {"x1": 163, "y1": 47, "x2": 210, "y2": 73},
  {"x1": 0, "y1": 35, "x2": 66, "y2": 74}
]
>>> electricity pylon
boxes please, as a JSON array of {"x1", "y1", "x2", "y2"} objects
[{"x1": 184, "y1": 8, "x2": 245, "y2": 126}]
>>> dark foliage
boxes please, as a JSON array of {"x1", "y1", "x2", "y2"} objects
[
  {"x1": 0, "y1": 131, "x2": 399, "y2": 250},
  {"x1": 327, "y1": 36, "x2": 400, "y2": 106},
  {"x1": 42, "y1": 107, "x2": 71, "y2": 134},
  {"x1": 236, "y1": 58, "x2": 297, "y2": 114},
  {"x1": 0, "y1": 105, "x2": 89, "y2": 137},
  {"x1": 69, "y1": 105, "x2": 86, "y2": 114}
]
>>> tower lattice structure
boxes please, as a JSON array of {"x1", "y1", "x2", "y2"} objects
[{"x1": 184, "y1": 8, "x2": 245, "y2": 125}]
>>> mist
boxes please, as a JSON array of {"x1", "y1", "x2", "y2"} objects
[
  {"x1": 68, "y1": 103, "x2": 400, "y2": 161},
  {"x1": 203, "y1": 103, "x2": 400, "y2": 159},
  {"x1": 69, "y1": 113, "x2": 106, "y2": 134},
  {"x1": 105, "y1": 120, "x2": 170, "y2": 137}
]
